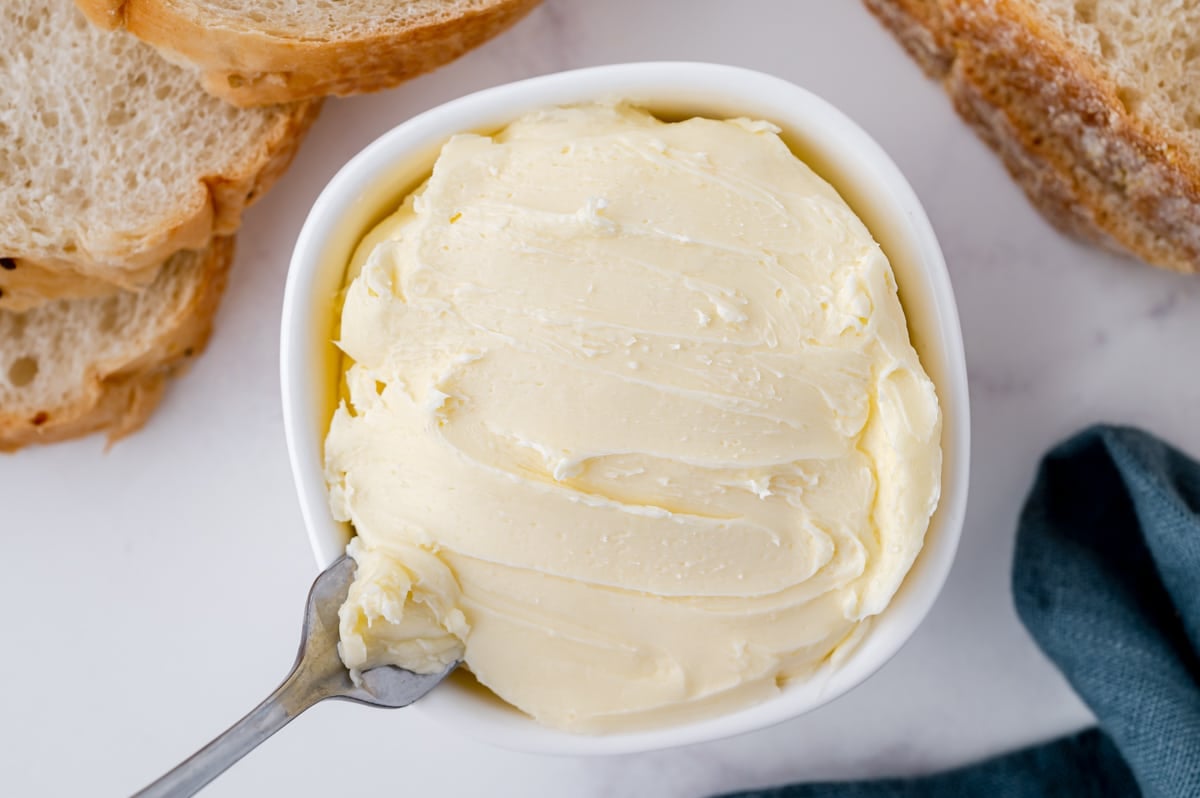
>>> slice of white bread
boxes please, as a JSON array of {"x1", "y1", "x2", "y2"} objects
[
  {"x1": 0, "y1": 1, "x2": 320, "y2": 310},
  {"x1": 76, "y1": 0, "x2": 543, "y2": 107},
  {"x1": 864, "y1": 0, "x2": 1200, "y2": 273},
  {"x1": 0, "y1": 239, "x2": 232, "y2": 452}
]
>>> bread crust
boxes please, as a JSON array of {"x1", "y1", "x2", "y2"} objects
[
  {"x1": 76, "y1": 0, "x2": 542, "y2": 107},
  {"x1": 865, "y1": 0, "x2": 1200, "y2": 273},
  {"x1": 0, "y1": 99, "x2": 319, "y2": 310},
  {"x1": 0, "y1": 263, "x2": 154, "y2": 314},
  {"x1": 0, "y1": 238, "x2": 233, "y2": 452}
]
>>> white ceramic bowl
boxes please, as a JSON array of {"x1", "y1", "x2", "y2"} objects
[{"x1": 281, "y1": 62, "x2": 970, "y2": 755}]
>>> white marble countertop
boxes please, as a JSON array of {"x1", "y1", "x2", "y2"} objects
[{"x1": 4, "y1": 1, "x2": 1198, "y2": 796}]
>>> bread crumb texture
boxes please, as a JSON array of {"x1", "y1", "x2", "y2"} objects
[
  {"x1": 1040, "y1": 0, "x2": 1200, "y2": 144},
  {"x1": 0, "y1": 239, "x2": 232, "y2": 451},
  {"x1": 0, "y1": 1, "x2": 311, "y2": 277}
]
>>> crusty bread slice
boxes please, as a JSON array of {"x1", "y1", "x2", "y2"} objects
[
  {"x1": 0, "y1": 239, "x2": 232, "y2": 452},
  {"x1": 76, "y1": 0, "x2": 542, "y2": 107},
  {"x1": 0, "y1": 1, "x2": 319, "y2": 310},
  {"x1": 864, "y1": 0, "x2": 1200, "y2": 273}
]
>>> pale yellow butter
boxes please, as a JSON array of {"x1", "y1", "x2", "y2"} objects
[{"x1": 325, "y1": 104, "x2": 942, "y2": 732}]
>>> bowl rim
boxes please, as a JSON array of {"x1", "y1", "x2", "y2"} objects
[{"x1": 281, "y1": 61, "x2": 971, "y2": 756}]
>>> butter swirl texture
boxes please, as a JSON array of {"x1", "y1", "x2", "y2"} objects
[{"x1": 326, "y1": 104, "x2": 942, "y2": 732}]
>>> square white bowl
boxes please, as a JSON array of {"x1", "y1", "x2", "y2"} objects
[{"x1": 281, "y1": 62, "x2": 970, "y2": 755}]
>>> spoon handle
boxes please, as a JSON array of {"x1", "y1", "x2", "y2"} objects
[{"x1": 133, "y1": 661, "x2": 323, "y2": 798}]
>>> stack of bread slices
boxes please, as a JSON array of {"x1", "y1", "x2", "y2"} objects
[{"x1": 0, "y1": 0, "x2": 540, "y2": 451}]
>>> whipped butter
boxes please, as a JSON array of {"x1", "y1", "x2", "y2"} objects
[{"x1": 325, "y1": 104, "x2": 942, "y2": 732}]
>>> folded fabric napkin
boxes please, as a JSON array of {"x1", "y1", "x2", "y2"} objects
[{"x1": 719, "y1": 425, "x2": 1200, "y2": 798}]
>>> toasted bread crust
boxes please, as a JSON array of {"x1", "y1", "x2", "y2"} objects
[
  {"x1": 865, "y1": 0, "x2": 1200, "y2": 273},
  {"x1": 0, "y1": 238, "x2": 233, "y2": 452},
  {"x1": 0, "y1": 263, "x2": 156, "y2": 314},
  {"x1": 0, "y1": 99, "x2": 319, "y2": 310},
  {"x1": 76, "y1": 0, "x2": 541, "y2": 107}
]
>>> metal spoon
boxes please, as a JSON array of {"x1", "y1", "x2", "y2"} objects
[{"x1": 134, "y1": 555, "x2": 457, "y2": 797}]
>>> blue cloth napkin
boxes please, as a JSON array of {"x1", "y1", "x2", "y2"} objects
[{"x1": 719, "y1": 425, "x2": 1200, "y2": 798}]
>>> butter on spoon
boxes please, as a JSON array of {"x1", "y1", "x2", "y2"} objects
[{"x1": 134, "y1": 556, "x2": 457, "y2": 797}]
